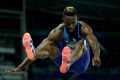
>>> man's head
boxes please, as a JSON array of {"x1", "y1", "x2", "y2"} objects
[
  {"x1": 62, "y1": 6, "x2": 78, "y2": 32},
  {"x1": 63, "y1": 6, "x2": 77, "y2": 16}
]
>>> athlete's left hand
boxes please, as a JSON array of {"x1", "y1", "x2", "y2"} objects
[{"x1": 92, "y1": 55, "x2": 101, "y2": 67}]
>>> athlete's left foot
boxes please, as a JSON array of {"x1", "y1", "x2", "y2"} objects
[{"x1": 60, "y1": 46, "x2": 70, "y2": 73}]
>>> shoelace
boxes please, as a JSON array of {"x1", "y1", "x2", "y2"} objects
[
  {"x1": 30, "y1": 40, "x2": 35, "y2": 54},
  {"x1": 66, "y1": 62, "x2": 71, "y2": 72}
]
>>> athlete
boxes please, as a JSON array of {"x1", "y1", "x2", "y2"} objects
[{"x1": 7, "y1": 6, "x2": 101, "y2": 73}]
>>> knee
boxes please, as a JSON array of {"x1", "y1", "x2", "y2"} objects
[
  {"x1": 35, "y1": 51, "x2": 49, "y2": 59},
  {"x1": 74, "y1": 63, "x2": 89, "y2": 73},
  {"x1": 80, "y1": 66, "x2": 88, "y2": 73},
  {"x1": 75, "y1": 66, "x2": 88, "y2": 73},
  {"x1": 77, "y1": 40, "x2": 84, "y2": 46}
]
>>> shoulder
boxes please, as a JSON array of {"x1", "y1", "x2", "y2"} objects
[
  {"x1": 55, "y1": 23, "x2": 65, "y2": 30},
  {"x1": 47, "y1": 23, "x2": 64, "y2": 40},
  {"x1": 52, "y1": 23, "x2": 64, "y2": 33},
  {"x1": 80, "y1": 21, "x2": 93, "y2": 35}
]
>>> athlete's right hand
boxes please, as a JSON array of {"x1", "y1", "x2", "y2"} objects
[{"x1": 5, "y1": 67, "x2": 21, "y2": 73}]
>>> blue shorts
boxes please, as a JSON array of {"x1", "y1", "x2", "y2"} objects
[{"x1": 53, "y1": 46, "x2": 90, "y2": 73}]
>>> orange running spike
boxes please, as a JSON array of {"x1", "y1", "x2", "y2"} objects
[
  {"x1": 60, "y1": 46, "x2": 70, "y2": 73},
  {"x1": 22, "y1": 32, "x2": 35, "y2": 60}
]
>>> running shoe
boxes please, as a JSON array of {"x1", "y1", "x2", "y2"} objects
[
  {"x1": 60, "y1": 46, "x2": 70, "y2": 73},
  {"x1": 22, "y1": 32, "x2": 35, "y2": 60}
]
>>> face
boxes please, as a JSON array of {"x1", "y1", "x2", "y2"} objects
[{"x1": 63, "y1": 15, "x2": 78, "y2": 32}]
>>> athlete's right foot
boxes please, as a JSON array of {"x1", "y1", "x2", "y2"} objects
[
  {"x1": 22, "y1": 32, "x2": 35, "y2": 60},
  {"x1": 60, "y1": 46, "x2": 70, "y2": 73}
]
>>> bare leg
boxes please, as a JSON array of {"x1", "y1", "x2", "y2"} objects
[
  {"x1": 34, "y1": 43, "x2": 59, "y2": 59},
  {"x1": 69, "y1": 40, "x2": 85, "y2": 66},
  {"x1": 60, "y1": 40, "x2": 86, "y2": 73}
]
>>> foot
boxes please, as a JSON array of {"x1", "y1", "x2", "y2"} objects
[
  {"x1": 22, "y1": 32, "x2": 35, "y2": 60},
  {"x1": 60, "y1": 46, "x2": 70, "y2": 73}
]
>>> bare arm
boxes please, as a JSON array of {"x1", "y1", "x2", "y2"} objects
[
  {"x1": 81, "y1": 21, "x2": 101, "y2": 67},
  {"x1": 35, "y1": 24, "x2": 63, "y2": 57},
  {"x1": 87, "y1": 29, "x2": 100, "y2": 57},
  {"x1": 81, "y1": 21, "x2": 100, "y2": 56}
]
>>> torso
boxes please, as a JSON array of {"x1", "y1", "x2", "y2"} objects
[
  {"x1": 54, "y1": 21, "x2": 86, "y2": 40},
  {"x1": 53, "y1": 21, "x2": 86, "y2": 52},
  {"x1": 49, "y1": 21, "x2": 88, "y2": 58}
]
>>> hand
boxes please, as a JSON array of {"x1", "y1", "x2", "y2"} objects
[
  {"x1": 5, "y1": 67, "x2": 21, "y2": 73},
  {"x1": 92, "y1": 55, "x2": 101, "y2": 67}
]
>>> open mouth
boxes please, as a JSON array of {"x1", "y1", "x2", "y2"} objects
[{"x1": 68, "y1": 28, "x2": 74, "y2": 32}]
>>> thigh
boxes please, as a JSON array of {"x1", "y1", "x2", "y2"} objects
[
  {"x1": 52, "y1": 48, "x2": 62, "y2": 67},
  {"x1": 70, "y1": 50, "x2": 90, "y2": 73},
  {"x1": 49, "y1": 45, "x2": 60, "y2": 59},
  {"x1": 35, "y1": 44, "x2": 59, "y2": 59}
]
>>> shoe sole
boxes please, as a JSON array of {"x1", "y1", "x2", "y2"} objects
[
  {"x1": 22, "y1": 33, "x2": 34, "y2": 60},
  {"x1": 60, "y1": 46, "x2": 70, "y2": 73}
]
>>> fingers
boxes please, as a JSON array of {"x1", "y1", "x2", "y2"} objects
[
  {"x1": 5, "y1": 70, "x2": 14, "y2": 73},
  {"x1": 92, "y1": 59, "x2": 95, "y2": 66},
  {"x1": 92, "y1": 62, "x2": 94, "y2": 66},
  {"x1": 92, "y1": 59, "x2": 101, "y2": 67},
  {"x1": 92, "y1": 60, "x2": 94, "y2": 66},
  {"x1": 5, "y1": 68, "x2": 19, "y2": 73}
]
